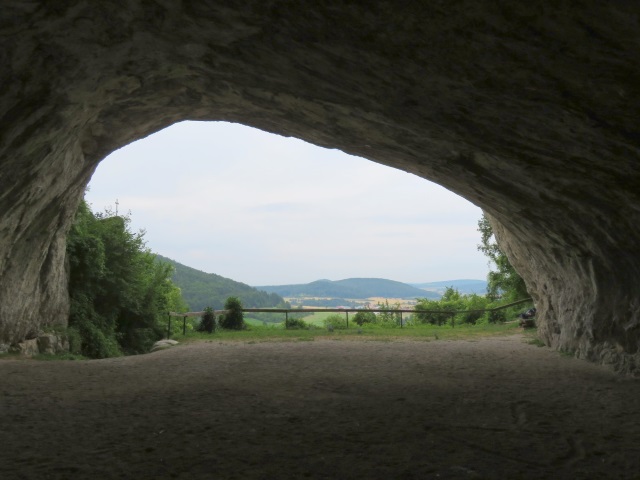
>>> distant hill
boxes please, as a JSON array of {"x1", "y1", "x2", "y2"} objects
[
  {"x1": 156, "y1": 255, "x2": 286, "y2": 311},
  {"x1": 410, "y1": 279, "x2": 488, "y2": 296},
  {"x1": 255, "y1": 278, "x2": 440, "y2": 300}
]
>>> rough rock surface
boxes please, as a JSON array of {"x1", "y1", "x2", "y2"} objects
[
  {"x1": 7, "y1": 334, "x2": 69, "y2": 356},
  {"x1": 11, "y1": 339, "x2": 40, "y2": 356},
  {"x1": 36, "y1": 334, "x2": 70, "y2": 355},
  {"x1": 1, "y1": 3, "x2": 639, "y2": 372}
]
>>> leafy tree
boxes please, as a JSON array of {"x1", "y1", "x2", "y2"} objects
[
  {"x1": 219, "y1": 296, "x2": 244, "y2": 330},
  {"x1": 477, "y1": 213, "x2": 529, "y2": 301},
  {"x1": 66, "y1": 199, "x2": 186, "y2": 357},
  {"x1": 441, "y1": 286, "x2": 461, "y2": 303},
  {"x1": 458, "y1": 294, "x2": 489, "y2": 325},
  {"x1": 376, "y1": 299, "x2": 402, "y2": 325}
]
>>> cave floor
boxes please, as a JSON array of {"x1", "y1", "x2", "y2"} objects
[{"x1": 1, "y1": 335, "x2": 638, "y2": 479}]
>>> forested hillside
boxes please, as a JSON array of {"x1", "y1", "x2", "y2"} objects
[
  {"x1": 156, "y1": 256, "x2": 287, "y2": 311},
  {"x1": 256, "y1": 278, "x2": 439, "y2": 299}
]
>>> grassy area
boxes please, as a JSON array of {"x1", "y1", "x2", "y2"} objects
[
  {"x1": 300, "y1": 311, "x2": 339, "y2": 326},
  {"x1": 243, "y1": 311, "x2": 338, "y2": 328},
  {"x1": 169, "y1": 321, "x2": 522, "y2": 344}
]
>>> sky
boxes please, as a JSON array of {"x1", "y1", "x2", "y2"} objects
[{"x1": 85, "y1": 121, "x2": 489, "y2": 286}]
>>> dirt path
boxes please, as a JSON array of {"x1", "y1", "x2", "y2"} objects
[{"x1": 1, "y1": 335, "x2": 638, "y2": 479}]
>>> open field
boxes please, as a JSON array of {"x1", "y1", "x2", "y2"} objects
[{"x1": 1, "y1": 333, "x2": 638, "y2": 479}]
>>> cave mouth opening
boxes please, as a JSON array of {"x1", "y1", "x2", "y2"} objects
[{"x1": 85, "y1": 120, "x2": 488, "y2": 290}]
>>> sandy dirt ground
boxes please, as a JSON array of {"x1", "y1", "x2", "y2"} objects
[{"x1": 1, "y1": 334, "x2": 639, "y2": 480}]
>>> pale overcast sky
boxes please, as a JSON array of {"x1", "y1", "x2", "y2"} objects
[{"x1": 85, "y1": 121, "x2": 489, "y2": 286}]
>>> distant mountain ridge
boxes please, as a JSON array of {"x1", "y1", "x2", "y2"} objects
[
  {"x1": 155, "y1": 254, "x2": 487, "y2": 307},
  {"x1": 255, "y1": 278, "x2": 440, "y2": 300},
  {"x1": 155, "y1": 255, "x2": 285, "y2": 311}
]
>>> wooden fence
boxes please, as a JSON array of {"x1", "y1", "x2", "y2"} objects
[{"x1": 166, "y1": 298, "x2": 533, "y2": 338}]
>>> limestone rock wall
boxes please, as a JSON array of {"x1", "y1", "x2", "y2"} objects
[{"x1": 1, "y1": 2, "x2": 639, "y2": 372}]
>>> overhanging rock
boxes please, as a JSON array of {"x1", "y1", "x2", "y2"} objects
[{"x1": 0, "y1": 2, "x2": 639, "y2": 373}]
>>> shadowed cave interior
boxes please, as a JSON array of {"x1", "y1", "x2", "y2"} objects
[{"x1": 1, "y1": 2, "x2": 639, "y2": 478}]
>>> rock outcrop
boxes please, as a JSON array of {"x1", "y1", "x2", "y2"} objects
[
  {"x1": 1, "y1": 2, "x2": 639, "y2": 372},
  {"x1": 5, "y1": 334, "x2": 69, "y2": 356}
]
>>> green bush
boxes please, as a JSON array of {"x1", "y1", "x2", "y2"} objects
[
  {"x1": 65, "y1": 326, "x2": 83, "y2": 355},
  {"x1": 120, "y1": 326, "x2": 163, "y2": 354},
  {"x1": 414, "y1": 299, "x2": 456, "y2": 326},
  {"x1": 285, "y1": 317, "x2": 308, "y2": 329},
  {"x1": 485, "y1": 305, "x2": 507, "y2": 323},
  {"x1": 354, "y1": 311, "x2": 377, "y2": 326},
  {"x1": 198, "y1": 306, "x2": 216, "y2": 333},
  {"x1": 77, "y1": 319, "x2": 121, "y2": 359},
  {"x1": 220, "y1": 296, "x2": 245, "y2": 330},
  {"x1": 458, "y1": 294, "x2": 489, "y2": 325},
  {"x1": 324, "y1": 313, "x2": 348, "y2": 330}
]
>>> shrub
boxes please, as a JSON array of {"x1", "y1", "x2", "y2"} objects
[
  {"x1": 198, "y1": 306, "x2": 216, "y2": 333},
  {"x1": 120, "y1": 326, "x2": 164, "y2": 354},
  {"x1": 65, "y1": 326, "x2": 83, "y2": 355},
  {"x1": 486, "y1": 306, "x2": 507, "y2": 323},
  {"x1": 77, "y1": 319, "x2": 121, "y2": 359},
  {"x1": 285, "y1": 317, "x2": 308, "y2": 329},
  {"x1": 414, "y1": 299, "x2": 456, "y2": 326},
  {"x1": 354, "y1": 311, "x2": 377, "y2": 326},
  {"x1": 324, "y1": 313, "x2": 348, "y2": 330},
  {"x1": 219, "y1": 296, "x2": 245, "y2": 330}
]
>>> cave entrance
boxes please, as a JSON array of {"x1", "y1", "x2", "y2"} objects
[{"x1": 85, "y1": 120, "x2": 489, "y2": 316}]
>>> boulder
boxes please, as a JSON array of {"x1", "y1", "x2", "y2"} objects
[{"x1": 151, "y1": 339, "x2": 179, "y2": 353}]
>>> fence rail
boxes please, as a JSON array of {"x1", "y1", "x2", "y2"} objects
[{"x1": 166, "y1": 298, "x2": 533, "y2": 338}]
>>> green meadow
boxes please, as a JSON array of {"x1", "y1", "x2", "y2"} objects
[{"x1": 169, "y1": 320, "x2": 522, "y2": 344}]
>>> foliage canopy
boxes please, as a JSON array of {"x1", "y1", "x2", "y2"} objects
[
  {"x1": 66, "y1": 200, "x2": 187, "y2": 357},
  {"x1": 477, "y1": 213, "x2": 529, "y2": 302}
]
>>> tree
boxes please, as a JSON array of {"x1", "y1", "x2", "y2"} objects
[
  {"x1": 414, "y1": 298, "x2": 452, "y2": 326},
  {"x1": 377, "y1": 299, "x2": 402, "y2": 325},
  {"x1": 66, "y1": 199, "x2": 187, "y2": 357},
  {"x1": 219, "y1": 296, "x2": 244, "y2": 330},
  {"x1": 477, "y1": 213, "x2": 529, "y2": 302}
]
